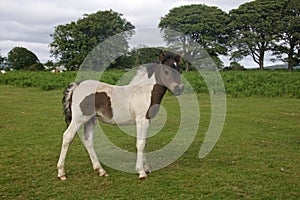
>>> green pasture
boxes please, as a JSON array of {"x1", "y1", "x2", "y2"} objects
[{"x1": 0, "y1": 82, "x2": 299, "y2": 199}]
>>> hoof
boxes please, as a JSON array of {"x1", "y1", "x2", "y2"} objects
[
  {"x1": 144, "y1": 166, "x2": 151, "y2": 174},
  {"x1": 99, "y1": 172, "x2": 109, "y2": 177},
  {"x1": 97, "y1": 169, "x2": 109, "y2": 177},
  {"x1": 139, "y1": 175, "x2": 148, "y2": 180},
  {"x1": 57, "y1": 175, "x2": 67, "y2": 181}
]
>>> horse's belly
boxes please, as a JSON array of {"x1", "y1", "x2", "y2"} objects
[{"x1": 111, "y1": 108, "x2": 136, "y2": 125}]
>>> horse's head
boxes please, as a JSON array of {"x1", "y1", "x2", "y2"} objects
[{"x1": 157, "y1": 51, "x2": 184, "y2": 96}]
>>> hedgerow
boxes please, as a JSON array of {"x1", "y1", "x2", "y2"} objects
[
  {"x1": 1, "y1": 70, "x2": 299, "y2": 98},
  {"x1": 0, "y1": 71, "x2": 76, "y2": 91},
  {"x1": 220, "y1": 71, "x2": 300, "y2": 98},
  {"x1": 182, "y1": 70, "x2": 300, "y2": 98}
]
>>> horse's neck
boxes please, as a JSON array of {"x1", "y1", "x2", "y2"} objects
[
  {"x1": 128, "y1": 67, "x2": 167, "y2": 104},
  {"x1": 150, "y1": 84, "x2": 167, "y2": 104},
  {"x1": 145, "y1": 84, "x2": 167, "y2": 119},
  {"x1": 129, "y1": 66, "x2": 156, "y2": 86},
  {"x1": 129, "y1": 66, "x2": 167, "y2": 102}
]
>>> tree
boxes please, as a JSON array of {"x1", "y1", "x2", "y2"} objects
[
  {"x1": 229, "y1": 0, "x2": 286, "y2": 70},
  {"x1": 159, "y1": 4, "x2": 229, "y2": 70},
  {"x1": 108, "y1": 47, "x2": 161, "y2": 69},
  {"x1": 0, "y1": 50, "x2": 5, "y2": 65},
  {"x1": 272, "y1": 0, "x2": 300, "y2": 71},
  {"x1": 44, "y1": 60, "x2": 55, "y2": 68},
  {"x1": 50, "y1": 10, "x2": 134, "y2": 70},
  {"x1": 7, "y1": 47, "x2": 39, "y2": 70},
  {"x1": 128, "y1": 47, "x2": 160, "y2": 66}
]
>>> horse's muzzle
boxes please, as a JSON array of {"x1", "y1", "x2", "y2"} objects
[{"x1": 173, "y1": 84, "x2": 184, "y2": 96}]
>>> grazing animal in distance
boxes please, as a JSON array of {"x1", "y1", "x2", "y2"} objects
[{"x1": 57, "y1": 51, "x2": 183, "y2": 180}]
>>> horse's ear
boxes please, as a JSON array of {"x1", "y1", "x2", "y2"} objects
[
  {"x1": 175, "y1": 55, "x2": 181, "y2": 63},
  {"x1": 159, "y1": 51, "x2": 165, "y2": 64}
]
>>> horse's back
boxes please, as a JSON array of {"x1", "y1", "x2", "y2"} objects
[
  {"x1": 71, "y1": 79, "x2": 153, "y2": 125},
  {"x1": 72, "y1": 80, "x2": 111, "y2": 103}
]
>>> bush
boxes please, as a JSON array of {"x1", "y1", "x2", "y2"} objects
[
  {"x1": 26, "y1": 63, "x2": 45, "y2": 71},
  {"x1": 1, "y1": 70, "x2": 300, "y2": 98},
  {"x1": 223, "y1": 62, "x2": 246, "y2": 71}
]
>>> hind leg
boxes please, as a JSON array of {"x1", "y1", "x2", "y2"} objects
[
  {"x1": 82, "y1": 119, "x2": 108, "y2": 177},
  {"x1": 57, "y1": 120, "x2": 82, "y2": 180}
]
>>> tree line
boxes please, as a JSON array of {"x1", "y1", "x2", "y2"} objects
[
  {"x1": 1, "y1": 0, "x2": 299, "y2": 71},
  {"x1": 160, "y1": 0, "x2": 300, "y2": 71}
]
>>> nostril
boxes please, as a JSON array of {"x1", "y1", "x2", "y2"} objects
[
  {"x1": 174, "y1": 85, "x2": 184, "y2": 95},
  {"x1": 180, "y1": 85, "x2": 184, "y2": 93},
  {"x1": 180, "y1": 84, "x2": 184, "y2": 91}
]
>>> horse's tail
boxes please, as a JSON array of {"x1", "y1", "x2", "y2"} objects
[{"x1": 62, "y1": 82, "x2": 78, "y2": 125}]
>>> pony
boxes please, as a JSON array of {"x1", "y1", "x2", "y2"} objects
[{"x1": 57, "y1": 51, "x2": 183, "y2": 180}]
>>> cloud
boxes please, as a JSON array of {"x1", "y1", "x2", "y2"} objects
[
  {"x1": 0, "y1": 21, "x2": 52, "y2": 43},
  {"x1": 0, "y1": 0, "x2": 80, "y2": 24},
  {"x1": 0, "y1": 0, "x2": 253, "y2": 63}
]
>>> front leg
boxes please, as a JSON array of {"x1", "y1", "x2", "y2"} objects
[{"x1": 135, "y1": 118, "x2": 149, "y2": 179}]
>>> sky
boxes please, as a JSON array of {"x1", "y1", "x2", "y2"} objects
[{"x1": 0, "y1": 0, "x2": 268, "y2": 67}]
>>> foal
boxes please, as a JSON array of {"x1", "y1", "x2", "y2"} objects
[{"x1": 57, "y1": 51, "x2": 183, "y2": 180}]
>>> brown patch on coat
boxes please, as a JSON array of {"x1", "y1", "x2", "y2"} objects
[
  {"x1": 80, "y1": 93, "x2": 95, "y2": 116},
  {"x1": 95, "y1": 92, "x2": 113, "y2": 120},
  {"x1": 146, "y1": 84, "x2": 167, "y2": 119},
  {"x1": 80, "y1": 92, "x2": 113, "y2": 120}
]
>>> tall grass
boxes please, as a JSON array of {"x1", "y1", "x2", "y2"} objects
[
  {"x1": 220, "y1": 71, "x2": 300, "y2": 98},
  {"x1": 1, "y1": 70, "x2": 300, "y2": 97}
]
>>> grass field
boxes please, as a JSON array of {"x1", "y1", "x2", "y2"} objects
[{"x1": 1, "y1": 84, "x2": 299, "y2": 199}]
